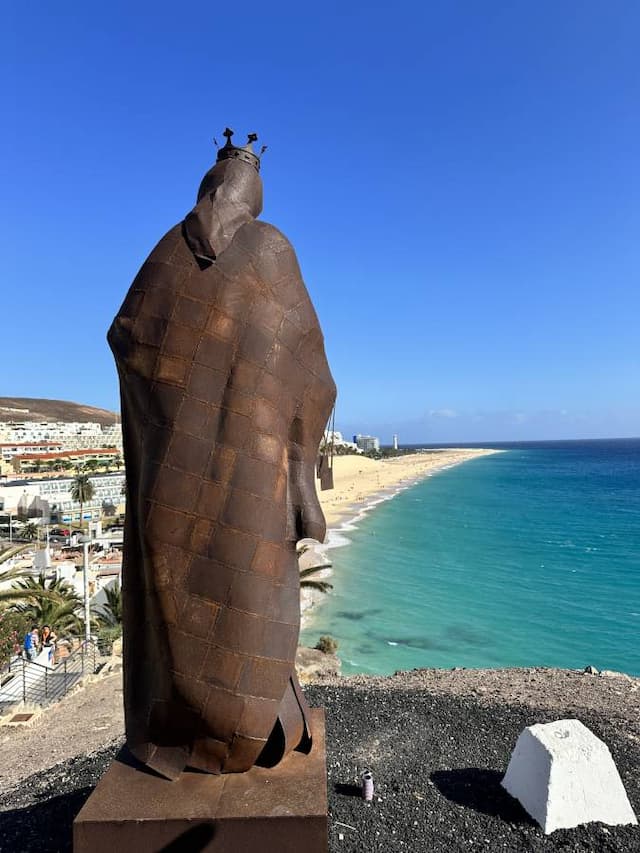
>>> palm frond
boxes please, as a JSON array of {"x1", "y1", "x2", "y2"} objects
[
  {"x1": 94, "y1": 582, "x2": 122, "y2": 627},
  {"x1": 299, "y1": 565, "x2": 330, "y2": 580},
  {"x1": 0, "y1": 544, "x2": 31, "y2": 565},
  {"x1": 0, "y1": 571, "x2": 83, "y2": 635},
  {"x1": 300, "y1": 579, "x2": 333, "y2": 593}
]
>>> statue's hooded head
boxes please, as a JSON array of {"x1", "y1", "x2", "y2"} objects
[{"x1": 183, "y1": 132, "x2": 264, "y2": 265}]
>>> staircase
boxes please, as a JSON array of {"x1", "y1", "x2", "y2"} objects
[{"x1": 0, "y1": 640, "x2": 102, "y2": 714}]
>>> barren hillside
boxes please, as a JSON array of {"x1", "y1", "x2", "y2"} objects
[{"x1": 0, "y1": 398, "x2": 118, "y2": 426}]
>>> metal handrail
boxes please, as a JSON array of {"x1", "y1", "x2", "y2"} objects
[{"x1": 0, "y1": 639, "x2": 100, "y2": 711}]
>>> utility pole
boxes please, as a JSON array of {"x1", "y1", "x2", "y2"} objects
[{"x1": 83, "y1": 541, "x2": 91, "y2": 643}]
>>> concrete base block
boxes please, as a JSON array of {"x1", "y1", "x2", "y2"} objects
[
  {"x1": 74, "y1": 708, "x2": 328, "y2": 852},
  {"x1": 502, "y1": 718, "x2": 638, "y2": 834}
]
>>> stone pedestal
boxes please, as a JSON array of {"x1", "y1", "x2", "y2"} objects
[
  {"x1": 502, "y1": 718, "x2": 638, "y2": 834},
  {"x1": 74, "y1": 709, "x2": 328, "y2": 853}
]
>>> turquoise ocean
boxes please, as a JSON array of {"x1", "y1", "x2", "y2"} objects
[{"x1": 300, "y1": 439, "x2": 640, "y2": 677}]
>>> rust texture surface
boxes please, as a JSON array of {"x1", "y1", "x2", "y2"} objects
[
  {"x1": 74, "y1": 709, "x2": 328, "y2": 852},
  {"x1": 107, "y1": 133, "x2": 336, "y2": 779}
]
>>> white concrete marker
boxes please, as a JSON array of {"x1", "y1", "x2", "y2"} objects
[{"x1": 501, "y1": 719, "x2": 638, "y2": 834}]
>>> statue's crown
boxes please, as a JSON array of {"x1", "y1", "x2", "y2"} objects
[{"x1": 215, "y1": 128, "x2": 266, "y2": 172}]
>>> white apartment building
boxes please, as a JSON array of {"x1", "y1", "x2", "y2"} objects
[
  {"x1": 0, "y1": 421, "x2": 123, "y2": 451},
  {"x1": 354, "y1": 434, "x2": 381, "y2": 452},
  {"x1": 8, "y1": 447, "x2": 120, "y2": 476},
  {"x1": 0, "y1": 472, "x2": 125, "y2": 523},
  {"x1": 0, "y1": 441, "x2": 64, "y2": 461}
]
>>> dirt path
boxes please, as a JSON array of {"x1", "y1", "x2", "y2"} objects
[{"x1": 0, "y1": 672, "x2": 124, "y2": 792}]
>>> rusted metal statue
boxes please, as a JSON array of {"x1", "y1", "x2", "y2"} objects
[{"x1": 108, "y1": 130, "x2": 336, "y2": 780}]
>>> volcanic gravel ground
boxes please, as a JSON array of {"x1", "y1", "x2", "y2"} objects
[
  {"x1": 0, "y1": 682, "x2": 638, "y2": 852},
  {"x1": 306, "y1": 684, "x2": 640, "y2": 852}
]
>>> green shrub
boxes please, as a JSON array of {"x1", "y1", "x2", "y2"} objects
[
  {"x1": 96, "y1": 624, "x2": 122, "y2": 655},
  {"x1": 0, "y1": 610, "x2": 29, "y2": 667},
  {"x1": 315, "y1": 635, "x2": 338, "y2": 655}
]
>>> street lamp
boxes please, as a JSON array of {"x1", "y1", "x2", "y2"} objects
[
  {"x1": 83, "y1": 541, "x2": 91, "y2": 644},
  {"x1": 39, "y1": 506, "x2": 48, "y2": 549}
]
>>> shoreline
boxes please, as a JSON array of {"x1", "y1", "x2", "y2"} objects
[
  {"x1": 318, "y1": 448, "x2": 501, "y2": 528},
  {"x1": 301, "y1": 448, "x2": 501, "y2": 630}
]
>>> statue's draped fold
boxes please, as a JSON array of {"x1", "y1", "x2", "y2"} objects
[{"x1": 108, "y1": 159, "x2": 336, "y2": 779}]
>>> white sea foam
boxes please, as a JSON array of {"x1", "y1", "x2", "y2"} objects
[{"x1": 324, "y1": 529, "x2": 352, "y2": 549}]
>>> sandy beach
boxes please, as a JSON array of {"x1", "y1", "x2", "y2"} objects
[{"x1": 317, "y1": 448, "x2": 499, "y2": 527}]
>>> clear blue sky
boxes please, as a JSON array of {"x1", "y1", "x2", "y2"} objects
[{"x1": 3, "y1": 2, "x2": 638, "y2": 443}]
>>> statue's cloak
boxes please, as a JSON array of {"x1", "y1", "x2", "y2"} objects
[{"x1": 108, "y1": 166, "x2": 335, "y2": 778}]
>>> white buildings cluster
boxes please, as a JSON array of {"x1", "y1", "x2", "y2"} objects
[
  {"x1": 0, "y1": 420, "x2": 122, "y2": 477},
  {"x1": 0, "y1": 472, "x2": 125, "y2": 525},
  {"x1": 323, "y1": 431, "x2": 398, "y2": 453},
  {"x1": 0, "y1": 420, "x2": 122, "y2": 450},
  {"x1": 0, "y1": 417, "x2": 125, "y2": 525},
  {"x1": 322, "y1": 430, "x2": 361, "y2": 453}
]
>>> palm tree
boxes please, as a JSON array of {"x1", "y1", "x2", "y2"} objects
[
  {"x1": 21, "y1": 522, "x2": 39, "y2": 541},
  {"x1": 113, "y1": 454, "x2": 123, "y2": 470},
  {"x1": 95, "y1": 582, "x2": 122, "y2": 627},
  {"x1": 70, "y1": 473, "x2": 95, "y2": 529},
  {"x1": 0, "y1": 572, "x2": 83, "y2": 636},
  {"x1": 93, "y1": 582, "x2": 122, "y2": 653}
]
